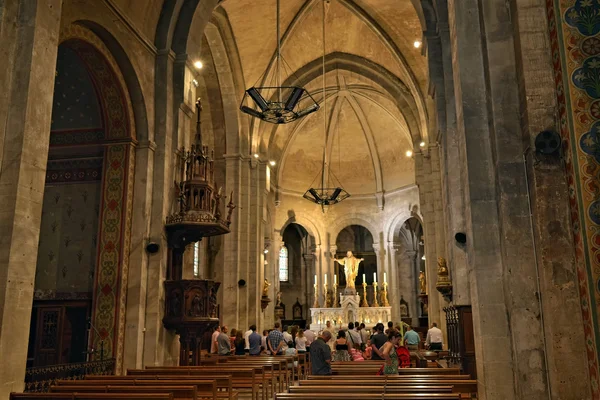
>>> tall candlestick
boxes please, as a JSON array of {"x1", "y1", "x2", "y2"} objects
[
  {"x1": 363, "y1": 273, "x2": 366, "y2": 283},
  {"x1": 373, "y1": 272, "x2": 377, "y2": 283},
  {"x1": 384, "y1": 272, "x2": 387, "y2": 284},
  {"x1": 324, "y1": 273, "x2": 327, "y2": 285},
  {"x1": 334, "y1": 274, "x2": 337, "y2": 285},
  {"x1": 314, "y1": 274, "x2": 317, "y2": 285}
]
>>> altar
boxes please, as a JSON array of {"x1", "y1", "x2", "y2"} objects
[
  {"x1": 309, "y1": 250, "x2": 392, "y2": 332},
  {"x1": 310, "y1": 294, "x2": 391, "y2": 332}
]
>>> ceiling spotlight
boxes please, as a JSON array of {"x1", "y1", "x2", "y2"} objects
[
  {"x1": 414, "y1": 40, "x2": 422, "y2": 49},
  {"x1": 264, "y1": 249, "x2": 269, "y2": 254},
  {"x1": 253, "y1": 153, "x2": 259, "y2": 158},
  {"x1": 192, "y1": 79, "x2": 199, "y2": 87},
  {"x1": 419, "y1": 141, "x2": 425, "y2": 147},
  {"x1": 406, "y1": 150, "x2": 413, "y2": 157},
  {"x1": 194, "y1": 61, "x2": 203, "y2": 69},
  {"x1": 269, "y1": 160, "x2": 276, "y2": 166},
  {"x1": 421, "y1": 255, "x2": 426, "y2": 260}
]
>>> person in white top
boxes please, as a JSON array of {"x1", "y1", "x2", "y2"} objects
[
  {"x1": 261, "y1": 330, "x2": 269, "y2": 354},
  {"x1": 282, "y1": 325, "x2": 292, "y2": 351},
  {"x1": 244, "y1": 325, "x2": 253, "y2": 350},
  {"x1": 303, "y1": 325, "x2": 316, "y2": 348},
  {"x1": 425, "y1": 322, "x2": 444, "y2": 351},
  {"x1": 211, "y1": 326, "x2": 221, "y2": 354},
  {"x1": 295, "y1": 329, "x2": 308, "y2": 353},
  {"x1": 346, "y1": 322, "x2": 362, "y2": 348},
  {"x1": 323, "y1": 320, "x2": 337, "y2": 351}
]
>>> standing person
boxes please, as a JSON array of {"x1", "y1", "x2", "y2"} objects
[
  {"x1": 346, "y1": 322, "x2": 362, "y2": 349},
  {"x1": 304, "y1": 325, "x2": 315, "y2": 350},
  {"x1": 234, "y1": 331, "x2": 246, "y2": 355},
  {"x1": 373, "y1": 330, "x2": 401, "y2": 375},
  {"x1": 332, "y1": 330, "x2": 351, "y2": 361},
  {"x1": 359, "y1": 323, "x2": 369, "y2": 346},
  {"x1": 295, "y1": 329, "x2": 308, "y2": 354},
  {"x1": 425, "y1": 322, "x2": 443, "y2": 351},
  {"x1": 310, "y1": 331, "x2": 332, "y2": 375},
  {"x1": 385, "y1": 321, "x2": 394, "y2": 334},
  {"x1": 248, "y1": 325, "x2": 262, "y2": 355},
  {"x1": 268, "y1": 322, "x2": 285, "y2": 355},
  {"x1": 244, "y1": 325, "x2": 254, "y2": 353},
  {"x1": 323, "y1": 320, "x2": 336, "y2": 351},
  {"x1": 403, "y1": 325, "x2": 420, "y2": 351},
  {"x1": 261, "y1": 330, "x2": 270, "y2": 354},
  {"x1": 211, "y1": 326, "x2": 221, "y2": 354},
  {"x1": 217, "y1": 326, "x2": 231, "y2": 355},
  {"x1": 282, "y1": 325, "x2": 292, "y2": 351},
  {"x1": 370, "y1": 323, "x2": 387, "y2": 361}
]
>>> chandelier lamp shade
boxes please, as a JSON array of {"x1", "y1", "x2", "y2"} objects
[
  {"x1": 303, "y1": 186, "x2": 350, "y2": 208},
  {"x1": 240, "y1": 86, "x2": 320, "y2": 124}
]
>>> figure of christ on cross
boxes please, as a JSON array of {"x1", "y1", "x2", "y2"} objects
[{"x1": 331, "y1": 251, "x2": 364, "y2": 294}]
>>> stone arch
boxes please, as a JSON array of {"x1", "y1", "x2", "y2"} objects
[
  {"x1": 261, "y1": 52, "x2": 423, "y2": 157},
  {"x1": 329, "y1": 215, "x2": 380, "y2": 246},
  {"x1": 73, "y1": 21, "x2": 150, "y2": 142},
  {"x1": 279, "y1": 212, "x2": 323, "y2": 247},
  {"x1": 51, "y1": 25, "x2": 137, "y2": 370}
]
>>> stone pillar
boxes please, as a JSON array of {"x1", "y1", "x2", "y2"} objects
[
  {"x1": 303, "y1": 253, "x2": 315, "y2": 319},
  {"x1": 448, "y1": 0, "x2": 549, "y2": 397},
  {"x1": 0, "y1": 1, "x2": 62, "y2": 396},
  {"x1": 399, "y1": 250, "x2": 418, "y2": 327},
  {"x1": 124, "y1": 139, "x2": 156, "y2": 370},
  {"x1": 387, "y1": 243, "x2": 401, "y2": 323},
  {"x1": 143, "y1": 49, "x2": 178, "y2": 368}
]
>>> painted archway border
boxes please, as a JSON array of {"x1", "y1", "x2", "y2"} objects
[
  {"x1": 547, "y1": 0, "x2": 600, "y2": 395},
  {"x1": 58, "y1": 24, "x2": 136, "y2": 373}
]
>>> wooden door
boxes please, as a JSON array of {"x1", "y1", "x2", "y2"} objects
[{"x1": 34, "y1": 307, "x2": 63, "y2": 367}]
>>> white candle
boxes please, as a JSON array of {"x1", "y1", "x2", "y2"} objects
[
  {"x1": 363, "y1": 274, "x2": 366, "y2": 283},
  {"x1": 334, "y1": 275, "x2": 337, "y2": 285},
  {"x1": 384, "y1": 272, "x2": 387, "y2": 284},
  {"x1": 324, "y1": 273, "x2": 328, "y2": 285},
  {"x1": 314, "y1": 274, "x2": 317, "y2": 285},
  {"x1": 373, "y1": 272, "x2": 377, "y2": 283}
]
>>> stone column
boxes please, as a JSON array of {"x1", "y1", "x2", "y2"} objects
[
  {"x1": 399, "y1": 250, "x2": 418, "y2": 327},
  {"x1": 447, "y1": 0, "x2": 548, "y2": 398},
  {"x1": 143, "y1": 49, "x2": 178, "y2": 368},
  {"x1": 124, "y1": 139, "x2": 156, "y2": 370},
  {"x1": 387, "y1": 243, "x2": 401, "y2": 323},
  {"x1": 0, "y1": 1, "x2": 62, "y2": 396},
  {"x1": 303, "y1": 253, "x2": 315, "y2": 319}
]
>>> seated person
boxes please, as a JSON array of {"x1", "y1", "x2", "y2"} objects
[
  {"x1": 350, "y1": 344, "x2": 365, "y2": 361},
  {"x1": 284, "y1": 341, "x2": 298, "y2": 369},
  {"x1": 362, "y1": 339, "x2": 373, "y2": 360}
]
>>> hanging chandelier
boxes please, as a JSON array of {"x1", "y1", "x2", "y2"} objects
[
  {"x1": 239, "y1": 0, "x2": 319, "y2": 124},
  {"x1": 304, "y1": 0, "x2": 349, "y2": 210}
]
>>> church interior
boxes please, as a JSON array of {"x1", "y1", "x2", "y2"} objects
[{"x1": 1, "y1": 0, "x2": 599, "y2": 399}]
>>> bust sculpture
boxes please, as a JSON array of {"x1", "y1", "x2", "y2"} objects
[{"x1": 332, "y1": 250, "x2": 364, "y2": 294}]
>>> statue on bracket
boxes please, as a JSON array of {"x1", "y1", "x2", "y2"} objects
[
  {"x1": 419, "y1": 270, "x2": 427, "y2": 294},
  {"x1": 331, "y1": 250, "x2": 364, "y2": 294}
]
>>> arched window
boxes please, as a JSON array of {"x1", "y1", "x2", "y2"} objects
[
  {"x1": 279, "y1": 246, "x2": 289, "y2": 282},
  {"x1": 194, "y1": 242, "x2": 200, "y2": 278}
]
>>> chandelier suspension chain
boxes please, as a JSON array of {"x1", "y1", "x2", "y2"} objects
[
  {"x1": 276, "y1": 0, "x2": 281, "y2": 104},
  {"x1": 321, "y1": 0, "x2": 327, "y2": 191}
]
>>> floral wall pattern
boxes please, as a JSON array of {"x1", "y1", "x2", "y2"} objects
[
  {"x1": 548, "y1": 0, "x2": 600, "y2": 396},
  {"x1": 35, "y1": 179, "x2": 101, "y2": 296}
]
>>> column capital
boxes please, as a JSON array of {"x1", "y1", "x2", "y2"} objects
[
  {"x1": 329, "y1": 245, "x2": 337, "y2": 255},
  {"x1": 402, "y1": 250, "x2": 418, "y2": 260},
  {"x1": 373, "y1": 242, "x2": 384, "y2": 256}
]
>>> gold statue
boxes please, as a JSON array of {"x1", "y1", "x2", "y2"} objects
[
  {"x1": 437, "y1": 257, "x2": 448, "y2": 276},
  {"x1": 419, "y1": 270, "x2": 426, "y2": 294},
  {"x1": 332, "y1": 251, "x2": 364, "y2": 293},
  {"x1": 262, "y1": 278, "x2": 270, "y2": 297}
]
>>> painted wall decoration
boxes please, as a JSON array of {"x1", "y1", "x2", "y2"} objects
[
  {"x1": 53, "y1": 24, "x2": 137, "y2": 373},
  {"x1": 35, "y1": 180, "x2": 101, "y2": 294},
  {"x1": 548, "y1": 0, "x2": 600, "y2": 396}
]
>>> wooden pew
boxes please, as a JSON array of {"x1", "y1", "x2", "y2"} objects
[
  {"x1": 54, "y1": 379, "x2": 217, "y2": 400},
  {"x1": 288, "y1": 385, "x2": 454, "y2": 394},
  {"x1": 275, "y1": 394, "x2": 460, "y2": 400},
  {"x1": 83, "y1": 375, "x2": 237, "y2": 400},
  {"x1": 299, "y1": 379, "x2": 478, "y2": 394},
  {"x1": 10, "y1": 394, "x2": 173, "y2": 400},
  {"x1": 49, "y1": 386, "x2": 197, "y2": 400},
  {"x1": 305, "y1": 375, "x2": 471, "y2": 380},
  {"x1": 129, "y1": 368, "x2": 260, "y2": 400}
]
